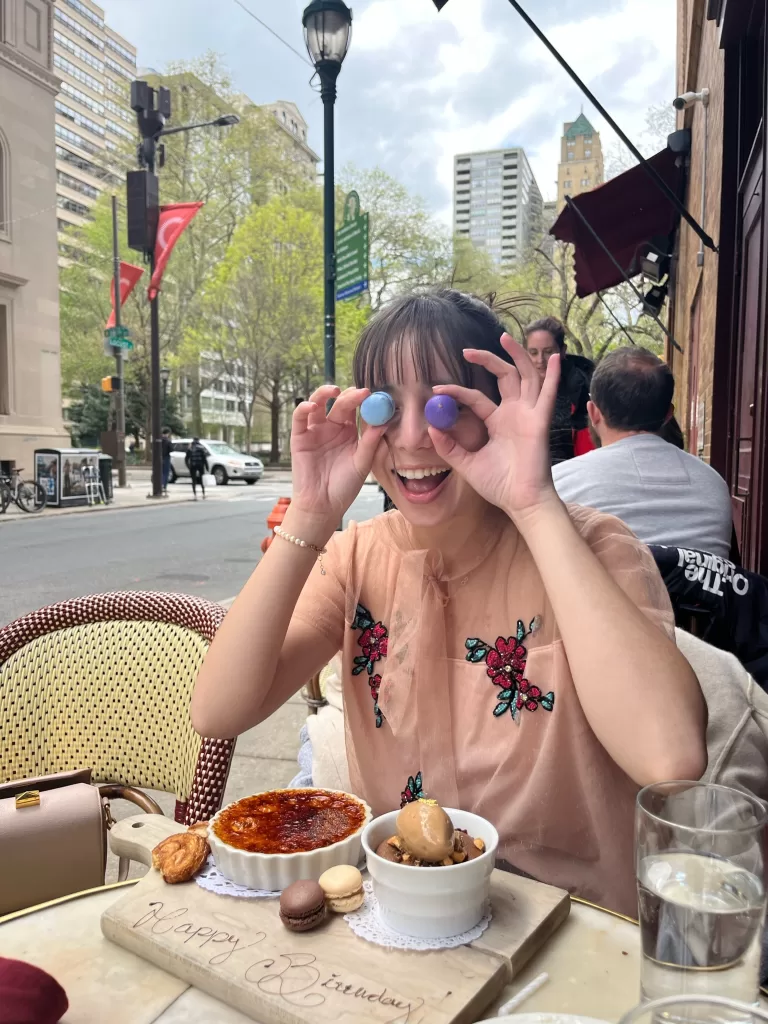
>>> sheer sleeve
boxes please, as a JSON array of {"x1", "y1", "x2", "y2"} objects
[
  {"x1": 569, "y1": 505, "x2": 675, "y2": 640},
  {"x1": 291, "y1": 521, "x2": 357, "y2": 651}
]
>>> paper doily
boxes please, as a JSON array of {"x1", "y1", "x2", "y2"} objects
[
  {"x1": 195, "y1": 856, "x2": 280, "y2": 899},
  {"x1": 344, "y1": 881, "x2": 491, "y2": 950}
]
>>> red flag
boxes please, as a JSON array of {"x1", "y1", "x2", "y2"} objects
[
  {"x1": 106, "y1": 262, "x2": 144, "y2": 328},
  {"x1": 147, "y1": 202, "x2": 204, "y2": 300}
]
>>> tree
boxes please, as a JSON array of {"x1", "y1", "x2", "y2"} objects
[
  {"x1": 604, "y1": 102, "x2": 677, "y2": 180},
  {"x1": 203, "y1": 194, "x2": 324, "y2": 462}
]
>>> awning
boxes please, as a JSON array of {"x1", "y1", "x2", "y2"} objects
[{"x1": 550, "y1": 147, "x2": 684, "y2": 298}]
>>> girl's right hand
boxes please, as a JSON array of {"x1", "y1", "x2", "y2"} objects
[{"x1": 288, "y1": 384, "x2": 385, "y2": 534}]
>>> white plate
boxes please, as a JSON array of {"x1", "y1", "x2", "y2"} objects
[{"x1": 478, "y1": 1015, "x2": 613, "y2": 1024}]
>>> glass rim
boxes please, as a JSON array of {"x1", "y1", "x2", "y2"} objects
[
  {"x1": 637, "y1": 780, "x2": 768, "y2": 835},
  {"x1": 620, "y1": 994, "x2": 768, "y2": 1024}
]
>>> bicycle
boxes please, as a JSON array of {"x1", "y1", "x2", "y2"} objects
[{"x1": 0, "y1": 468, "x2": 47, "y2": 513}]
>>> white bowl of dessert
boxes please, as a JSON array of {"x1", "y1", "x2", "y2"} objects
[
  {"x1": 362, "y1": 801, "x2": 499, "y2": 939},
  {"x1": 209, "y1": 788, "x2": 371, "y2": 892}
]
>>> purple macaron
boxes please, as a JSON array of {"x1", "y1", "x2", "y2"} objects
[{"x1": 425, "y1": 395, "x2": 459, "y2": 431}]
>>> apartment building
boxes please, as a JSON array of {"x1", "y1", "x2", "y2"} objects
[
  {"x1": 556, "y1": 112, "x2": 604, "y2": 212},
  {"x1": 453, "y1": 148, "x2": 543, "y2": 268},
  {"x1": 264, "y1": 100, "x2": 320, "y2": 184},
  {"x1": 52, "y1": 0, "x2": 136, "y2": 247}
]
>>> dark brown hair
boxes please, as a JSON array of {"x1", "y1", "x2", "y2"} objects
[
  {"x1": 352, "y1": 290, "x2": 512, "y2": 403},
  {"x1": 524, "y1": 316, "x2": 566, "y2": 350},
  {"x1": 591, "y1": 347, "x2": 674, "y2": 432}
]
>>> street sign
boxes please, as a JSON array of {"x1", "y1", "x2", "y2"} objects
[
  {"x1": 104, "y1": 325, "x2": 134, "y2": 350},
  {"x1": 336, "y1": 193, "x2": 369, "y2": 302}
]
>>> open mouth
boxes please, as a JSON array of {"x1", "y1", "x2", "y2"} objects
[{"x1": 393, "y1": 467, "x2": 452, "y2": 504}]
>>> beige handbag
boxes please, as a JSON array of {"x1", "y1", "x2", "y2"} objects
[{"x1": 0, "y1": 768, "x2": 162, "y2": 917}]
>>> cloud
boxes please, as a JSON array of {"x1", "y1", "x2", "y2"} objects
[{"x1": 101, "y1": 0, "x2": 675, "y2": 221}]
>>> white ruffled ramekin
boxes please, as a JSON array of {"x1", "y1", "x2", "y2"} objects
[{"x1": 209, "y1": 788, "x2": 372, "y2": 891}]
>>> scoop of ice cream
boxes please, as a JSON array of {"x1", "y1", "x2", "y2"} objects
[{"x1": 396, "y1": 800, "x2": 454, "y2": 862}]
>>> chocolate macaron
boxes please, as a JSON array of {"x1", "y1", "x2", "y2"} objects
[{"x1": 279, "y1": 880, "x2": 326, "y2": 932}]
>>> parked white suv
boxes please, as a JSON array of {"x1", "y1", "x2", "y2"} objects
[{"x1": 169, "y1": 440, "x2": 264, "y2": 486}]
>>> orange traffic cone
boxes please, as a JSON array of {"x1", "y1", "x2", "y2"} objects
[{"x1": 261, "y1": 497, "x2": 291, "y2": 554}]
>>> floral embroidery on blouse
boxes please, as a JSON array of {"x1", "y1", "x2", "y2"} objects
[
  {"x1": 369, "y1": 674, "x2": 383, "y2": 728},
  {"x1": 400, "y1": 771, "x2": 425, "y2": 808},
  {"x1": 352, "y1": 603, "x2": 389, "y2": 727},
  {"x1": 465, "y1": 618, "x2": 554, "y2": 722}
]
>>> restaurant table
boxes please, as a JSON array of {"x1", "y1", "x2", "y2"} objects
[{"x1": 0, "y1": 881, "x2": 643, "y2": 1024}]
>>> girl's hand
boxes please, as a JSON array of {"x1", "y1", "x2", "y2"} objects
[
  {"x1": 289, "y1": 384, "x2": 385, "y2": 531},
  {"x1": 429, "y1": 334, "x2": 561, "y2": 526}
]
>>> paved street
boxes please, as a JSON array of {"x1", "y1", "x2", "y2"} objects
[{"x1": 0, "y1": 475, "x2": 382, "y2": 625}]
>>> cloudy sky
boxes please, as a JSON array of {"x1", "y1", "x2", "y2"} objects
[{"x1": 100, "y1": 0, "x2": 676, "y2": 220}]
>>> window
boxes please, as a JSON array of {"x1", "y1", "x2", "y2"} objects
[
  {"x1": 105, "y1": 55, "x2": 131, "y2": 79},
  {"x1": 57, "y1": 169, "x2": 99, "y2": 200},
  {"x1": 0, "y1": 304, "x2": 9, "y2": 415},
  {"x1": 104, "y1": 77, "x2": 127, "y2": 99},
  {"x1": 563, "y1": 179, "x2": 572, "y2": 189},
  {"x1": 63, "y1": 0, "x2": 104, "y2": 29},
  {"x1": 55, "y1": 122, "x2": 100, "y2": 156},
  {"x1": 61, "y1": 81, "x2": 104, "y2": 115},
  {"x1": 105, "y1": 98, "x2": 132, "y2": 124},
  {"x1": 57, "y1": 194, "x2": 90, "y2": 217},
  {"x1": 54, "y1": 8, "x2": 104, "y2": 50},
  {"x1": 0, "y1": 128, "x2": 8, "y2": 241},
  {"x1": 54, "y1": 54, "x2": 103, "y2": 94},
  {"x1": 584, "y1": 149, "x2": 592, "y2": 158},
  {"x1": 56, "y1": 100, "x2": 105, "y2": 137},
  {"x1": 105, "y1": 35, "x2": 135, "y2": 65},
  {"x1": 583, "y1": 134, "x2": 592, "y2": 144},
  {"x1": 567, "y1": 152, "x2": 574, "y2": 161},
  {"x1": 106, "y1": 119, "x2": 132, "y2": 141},
  {"x1": 580, "y1": 177, "x2": 590, "y2": 186},
  {"x1": 54, "y1": 30, "x2": 104, "y2": 71}
]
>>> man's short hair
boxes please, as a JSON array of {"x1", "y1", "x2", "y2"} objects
[
  {"x1": 591, "y1": 347, "x2": 674, "y2": 433},
  {"x1": 524, "y1": 316, "x2": 566, "y2": 349}
]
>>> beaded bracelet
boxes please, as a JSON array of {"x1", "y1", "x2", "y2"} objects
[{"x1": 273, "y1": 524, "x2": 327, "y2": 575}]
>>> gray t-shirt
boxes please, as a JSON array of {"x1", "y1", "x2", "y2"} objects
[{"x1": 552, "y1": 433, "x2": 733, "y2": 558}]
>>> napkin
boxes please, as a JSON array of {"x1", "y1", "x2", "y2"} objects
[{"x1": 0, "y1": 957, "x2": 68, "y2": 1024}]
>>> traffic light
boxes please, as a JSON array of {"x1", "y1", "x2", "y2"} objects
[{"x1": 101, "y1": 376, "x2": 121, "y2": 393}]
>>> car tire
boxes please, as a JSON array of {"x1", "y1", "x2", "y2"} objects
[
  {"x1": 246, "y1": 479, "x2": 257, "y2": 485},
  {"x1": 169, "y1": 467, "x2": 177, "y2": 484},
  {"x1": 214, "y1": 465, "x2": 228, "y2": 486}
]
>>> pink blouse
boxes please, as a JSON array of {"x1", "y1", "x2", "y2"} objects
[{"x1": 293, "y1": 505, "x2": 674, "y2": 917}]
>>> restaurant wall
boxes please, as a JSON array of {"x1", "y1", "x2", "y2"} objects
[{"x1": 672, "y1": 0, "x2": 725, "y2": 463}]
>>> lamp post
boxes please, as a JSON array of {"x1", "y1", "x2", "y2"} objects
[
  {"x1": 160, "y1": 365, "x2": 170, "y2": 407},
  {"x1": 302, "y1": 0, "x2": 353, "y2": 387},
  {"x1": 129, "y1": 80, "x2": 240, "y2": 498}
]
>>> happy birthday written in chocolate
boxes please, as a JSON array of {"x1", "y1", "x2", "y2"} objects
[{"x1": 132, "y1": 901, "x2": 426, "y2": 1024}]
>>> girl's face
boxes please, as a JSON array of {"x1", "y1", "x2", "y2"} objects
[
  {"x1": 525, "y1": 330, "x2": 561, "y2": 381},
  {"x1": 368, "y1": 342, "x2": 490, "y2": 528}
]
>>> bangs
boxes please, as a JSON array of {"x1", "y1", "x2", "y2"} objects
[{"x1": 353, "y1": 291, "x2": 508, "y2": 397}]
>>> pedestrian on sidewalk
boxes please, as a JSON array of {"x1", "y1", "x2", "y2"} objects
[
  {"x1": 185, "y1": 438, "x2": 207, "y2": 500},
  {"x1": 161, "y1": 428, "x2": 173, "y2": 496}
]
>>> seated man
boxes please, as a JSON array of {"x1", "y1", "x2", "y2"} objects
[{"x1": 552, "y1": 347, "x2": 733, "y2": 558}]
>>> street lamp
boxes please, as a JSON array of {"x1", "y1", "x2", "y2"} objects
[{"x1": 302, "y1": 0, "x2": 353, "y2": 386}]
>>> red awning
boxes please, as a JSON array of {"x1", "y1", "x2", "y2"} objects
[{"x1": 550, "y1": 147, "x2": 683, "y2": 298}]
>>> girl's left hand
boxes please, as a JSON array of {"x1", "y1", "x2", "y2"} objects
[{"x1": 430, "y1": 334, "x2": 561, "y2": 526}]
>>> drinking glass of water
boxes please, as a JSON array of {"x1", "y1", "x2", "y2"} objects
[
  {"x1": 636, "y1": 781, "x2": 767, "y2": 1003},
  {"x1": 621, "y1": 995, "x2": 768, "y2": 1024}
]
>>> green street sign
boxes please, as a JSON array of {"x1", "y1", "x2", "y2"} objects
[
  {"x1": 336, "y1": 210, "x2": 369, "y2": 302},
  {"x1": 104, "y1": 325, "x2": 133, "y2": 350}
]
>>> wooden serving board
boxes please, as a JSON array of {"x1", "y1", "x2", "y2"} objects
[{"x1": 102, "y1": 815, "x2": 570, "y2": 1024}]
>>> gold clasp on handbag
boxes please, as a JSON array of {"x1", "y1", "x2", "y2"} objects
[{"x1": 15, "y1": 790, "x2": 40, "y2": 809}]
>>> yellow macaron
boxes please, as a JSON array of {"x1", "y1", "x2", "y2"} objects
[{"x1": 317, "y1": 864, "x2": 364, "y2": 913}]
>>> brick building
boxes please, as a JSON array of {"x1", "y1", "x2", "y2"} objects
[{"x1": 672, "y1": 0, "x2": 767, "y2": 572}]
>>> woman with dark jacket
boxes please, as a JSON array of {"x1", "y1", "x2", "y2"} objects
[{"x1": 523, "y1": 317, "x2": 595, "y2": 465}]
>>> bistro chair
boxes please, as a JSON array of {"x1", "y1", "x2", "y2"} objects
[{"x1": 0, "y1": 592, "x2": 235, "y2": 881}]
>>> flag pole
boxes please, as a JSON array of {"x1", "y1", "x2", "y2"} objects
[{"x1": 111, "y1": 194, "x2": 127, "y2": 488}]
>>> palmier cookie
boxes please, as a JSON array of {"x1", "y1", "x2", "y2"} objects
[
  {"x1": 151, "y1": 832, "x2": 209, "y2": 884},
  {"x1": 187, "y1": 820, "x2": 209, "y2": 838}
]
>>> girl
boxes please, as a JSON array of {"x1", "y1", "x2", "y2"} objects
[{"x1": 192, "y1": 290, "x2": 705, "y2": 917}]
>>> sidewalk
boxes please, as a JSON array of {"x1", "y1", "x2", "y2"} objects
[{"x1": 0, "y1": 466, "x2": 293, "y2": 523}]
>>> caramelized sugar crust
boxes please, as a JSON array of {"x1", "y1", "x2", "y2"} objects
[{"x1": 213, "y1": 789, "x2": 366, "y2": 854}]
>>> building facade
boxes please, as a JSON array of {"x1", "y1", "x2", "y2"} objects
[
  {"x1": 453, "y1": 148, "x2": 543, "y2": 268},
  {"x1": 264, "y1": 101, "x2": 320, "y2": 185},
  {"x1": 52, "y1": 0, "x2": 136, "y2": 248},
  {"x1": 672, "y1": 0, "x2": 767, "y2": 573},
  {"x1": 556, "y1": 113, "x2": 604, "y2": 212},
  {"x1": 0, "y1": 0, "x2": 69, "y2": 471}
]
